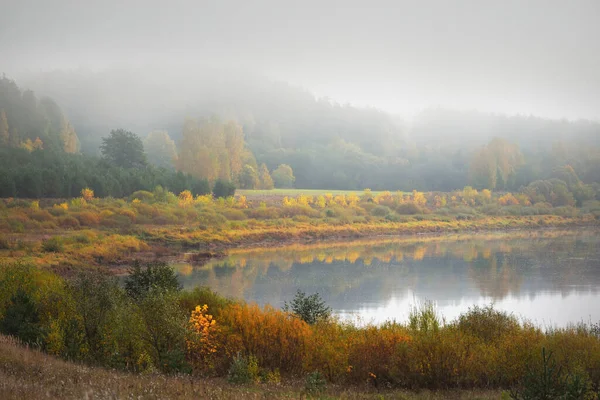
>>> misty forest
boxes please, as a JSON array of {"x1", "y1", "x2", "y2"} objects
[{"x1": 1, "y1": 1, "x2": 600, "y2": 399}]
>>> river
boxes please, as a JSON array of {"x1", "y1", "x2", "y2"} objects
[{"x1": 174, "y1": 229, "x2": 600, "y2": 327}]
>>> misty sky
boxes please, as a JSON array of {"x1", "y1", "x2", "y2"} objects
[{"x1": 1, "y1": 0, "x2": 599, "y2": 120}]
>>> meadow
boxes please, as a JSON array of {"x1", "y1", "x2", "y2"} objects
[{"x1": 0, "y1": 186, "x2": 597, "y2": 272}]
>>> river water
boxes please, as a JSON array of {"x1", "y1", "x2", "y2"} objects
[{"x1": 174, "y1": 229, "x2": 600, "y2": 327}]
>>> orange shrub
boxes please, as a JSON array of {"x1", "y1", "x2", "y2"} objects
[
  {"x1": 28, "y1": 209, "x2": 55, "y2": 222},
  {"x1": 76, "y1": 211, "x2": 100, "y2": 226},
  {"x1": 347, "y1": 324, "x2": 411, "y2": 384},
  {"x1": 217, "y1": 304, "x2": 312, "y2": 374},
  {"x1": 118, "y1": 209, "x2": 137, "y2": 223},
  {"x1": 245, "y1": 207, "x2": 281, "y2": 220},
  {"x1": 498, "y1": 193, "x2": 520, "y2": 206},
  {"x1": 58, "y1": 215, "x2": 80, "y2": 228},
  {"x1": 305, "y1": 321, "x2": 352, "y2": 382}
]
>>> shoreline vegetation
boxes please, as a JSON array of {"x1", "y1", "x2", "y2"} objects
[
  {"x1": 1, "y1": 188, "x2": 599, "y2": 398},
  {"x1": 0, "y1": 187, "x2": 598, "y2": 271},
  {"x1": 1, "y1": 262, "x2": 599, "y2": 399}
]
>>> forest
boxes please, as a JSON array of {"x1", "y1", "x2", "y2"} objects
[{"x1": 1, "y1": 71, "x2": 599, "y2": 199}]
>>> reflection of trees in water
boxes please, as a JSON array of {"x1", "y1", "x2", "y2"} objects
[
  {"x1": 175, "y1": 230, "x2": 600, "y2": 308},
  {"x1": 467, "y1": 254, "x2": 523, "y2": 300}
]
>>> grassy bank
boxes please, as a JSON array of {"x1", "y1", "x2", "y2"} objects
[
  {"x1": 0, "y1": 336, "x2": 502, "y2": 400},
  {"x1": 0, "y1": 187, "x2": 598, "y2": 271}
]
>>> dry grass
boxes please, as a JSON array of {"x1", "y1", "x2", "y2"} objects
[{"x1": 0, "y1": 334, "x2": 501, "y2": 400}]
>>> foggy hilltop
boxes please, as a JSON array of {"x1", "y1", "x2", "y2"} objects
[{"x1": 1, "y1": 0, "x2": 599, "y2": 192}]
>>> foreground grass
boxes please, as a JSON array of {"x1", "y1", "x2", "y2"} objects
[{"x1": 0, "y1": 335, "x2": 501, "y2": 400}]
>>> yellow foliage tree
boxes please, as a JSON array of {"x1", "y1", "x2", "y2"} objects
[
  {"x1": 80, "y1": 188, "x2": 94, "y2": 201},
  {"x1": 186, "y1": 305, "x2": 218, "y2": 369},
  {"x1": 178, "y1": 190, "x2": 193, "y2": 207}
]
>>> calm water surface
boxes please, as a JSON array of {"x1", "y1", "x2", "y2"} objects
[{"x1": 175, "y1": 229, "x2": 600, "y2": 327}]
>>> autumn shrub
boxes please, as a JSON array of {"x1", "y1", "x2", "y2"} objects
[
  {"x1": 396, "y1": 202, "x2": 423, "y2": 215},
  {"x1": 305, "y1": 320, "x2": 352, "y2": 382},
  {"x1": 244, "y1": 207, "x2": 280, "y2": 220},
  {"x1": 58, "y1": 215, "x2": 80, "y2": 229},
  {"x1": 347, "y1": 323, "x2": 411, "y2": 385},
  {"x1": 99, "y1": 213, "x2": 132, "y2": 228},
  {"x1": 543, "y1": 327, "x2": 600, "y2": 386},
  {"x1": 220, "y1": 209, "x2": 247, "y2": 221},
  {"x1": 179, "y1": 287, "x2": 233, "y2": 318},
  {"x1": 217, "y1": 303, "x2": 311, "y2": 374},
  {"x1": 130, "y1": 190, "x2": 154, "y2": 202},
  {"x1": 509, "y1": 347, "x2": 596, "y2": 400},
  {"x1": 280, "y1": 204, "x2": 320, "y2": 218},
  {"x1": 402, "y1": 326, "x2": 479, "y2": 388},
  {"x1": 118, "y1": 209, "x2": 137, "y2": 223},
  {"x1": 371, "y1": 205, "x2": 391, "y2": 217},
  {"x1": 28, "y1": 209, "x2": 55, "y2": 222},
  {"x1": 152, "y1": 213, "x2": 179, "y2": 225},
  {"x1": 457, "y1": 305, "x2": 519, "y2": 343},
  {"x1": 42, "y1": 236, "x2": 64, "y2": 253},
  {"x1": 197, "y1": 210, "x2": 227, "y2": 228},
  {"x1": 76, "y1": 211, "x2": 100, "y2": 226},
  {"x1": 132, "y1": 203, "x2": 159, "y2": 218}
]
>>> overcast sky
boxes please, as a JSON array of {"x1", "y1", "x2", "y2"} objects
[{"x1": 1, "y1": 0, "x2": 599, "y2": 120}]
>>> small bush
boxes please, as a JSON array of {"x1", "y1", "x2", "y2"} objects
[
  {"x1": 58, "y1": 215, "x2": 80, "y2": 228},
  {"x1": 245, "y1": 207, "x2": 280, "y2": 220},
  {"x1": 409, "y1": 301, "x2": 441, "y2": 334},
  {"x1": 305, "y1": 371, "x2": 327, "y2": 394},
  {"x1": 197, "y1": 211, "x2": 227, "y2": 228},
  {"x1": 228, "y1": 353, "x2": 259, "y2": 384},
  {"x1": 371, "y1": 205, "x2": 391, "y2": 217},
  {"x1": 42, "y1": 236, "x2": 64, "y2": 253},
  {"x1": 76, "y1": 211, "x2": 100, "y2": 226},
  {"x1": 396, "y1": 203, "x2": 423, "y2": 215},
  {"x1": 219, "y1": 209, "x2": 247, "y2": 221},
  {"x1": 118, "y1": 209, "x2": 137, "y2": 222},
  {"x1": 179, "y1": 286, "x2": 233, "y2": 317},
  {"x1": 130, "y1": 190, "x2": 154, "y2": 202},
  {"x1": 29, "y1": 210, "x2": 55, "y2": 222},
  {"x1": 0, "y1": 237, "x2": 10, "y2": 250},
  {"x1": 457, "y1": 305, "x2": 519, "y2": 342},
  {"x1": 124, "y1": 261, "x2": 181, "y2": 300}
]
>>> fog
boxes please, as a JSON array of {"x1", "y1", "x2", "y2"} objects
[{"x1": 2, "y1": 0, "x2": 599, "y2": 120}]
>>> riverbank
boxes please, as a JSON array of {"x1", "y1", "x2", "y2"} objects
[
  {"x1": 0, "y1": 215, "x2": 596, "y2": 273},
  {"x1": 1, "y1": 192, "x2": 598, "y2": 272}
]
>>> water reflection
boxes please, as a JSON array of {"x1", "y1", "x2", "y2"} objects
[{"x1": 175, "y1": 229, "x2": 600, "y2": 326}]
